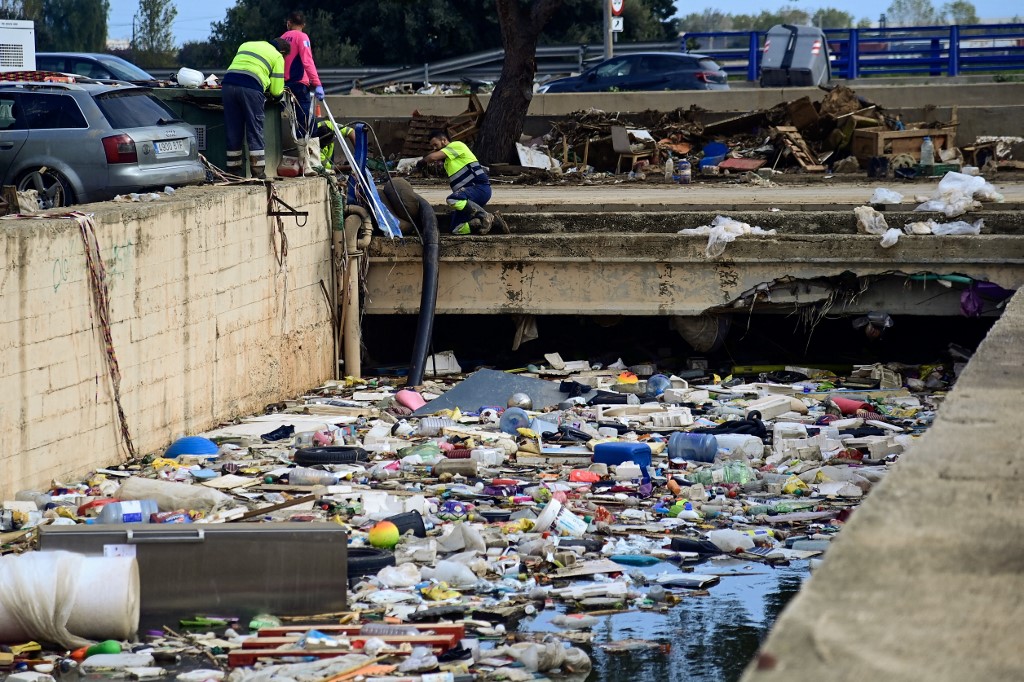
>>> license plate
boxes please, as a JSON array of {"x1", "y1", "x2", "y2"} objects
[{"x1": 155, "y1": 139, "x2": 187, "y2": 155}]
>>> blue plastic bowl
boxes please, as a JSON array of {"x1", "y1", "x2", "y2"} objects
[{"x1": 164, "y1": 436, "x2": 219, "y2": 458}]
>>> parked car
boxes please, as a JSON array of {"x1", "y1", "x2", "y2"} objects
[
  {"x1": 537, "y1": 52, "x2": 729, "y2": 93},
  {"x1": 0, "y1": 81, "x2": 205, "y2": 209},
  {"x1": 35, "y1": 52, "x2": 155, "y2": 82}
]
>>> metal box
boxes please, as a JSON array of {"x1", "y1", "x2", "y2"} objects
[
  {"x1": 38, "y1": 522, "x2": 347, "y2": 626},
  {"x1": 760, "y1": 25, "x2": 832, "y2": 87}
]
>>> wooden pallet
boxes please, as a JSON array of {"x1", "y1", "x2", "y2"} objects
[
  {"x1": 851, "y1": 126, "x2": 957, "y2": 163},
  {"x1": 772, "y1": 126, "x2": 826, "y2": 172},
  {"x1": 401, "y1": 94, "x2": 486, "y2": 157}
]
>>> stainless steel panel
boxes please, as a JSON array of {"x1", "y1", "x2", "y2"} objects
[{"x1": 38, "y1": 522, "x2": 347, "y2": 624}]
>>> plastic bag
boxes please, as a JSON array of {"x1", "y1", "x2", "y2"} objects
[
  {"x1": 930, "y1": 219, "x2": 983, "y2": 235},
  {"x1": 915, "y1": 171, "x2": 1004, "y2": 217},
  {"x1": 854, "y1": 206, "x2": 888, "y2": 235},
  {"x1": 376, "y1": 563, "x2": 421, "y2": 588},
  {"x1": 678, "y1": 216, "x2": 776, "y2": 258},
  {"x1": 117, "y1": 476, "x2": 231, "y2": 513},
  {"x1": 870, "y1": 188, "x2": 903, "y2": 204},
  {"x1": 879, "y1": 227, "x2": 902, "y2": 248}
]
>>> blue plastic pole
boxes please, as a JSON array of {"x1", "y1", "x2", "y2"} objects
[
  {"x1": 847, "y1": 29, "x2": 860, "y2": 79},
  {"x1": 747, "y1": 31, "x2": 759, "y2": 81},
  {"x1": 948, "y1": 24, "x2": 960, "y2": 76}
]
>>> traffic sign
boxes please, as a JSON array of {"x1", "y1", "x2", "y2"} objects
[
  {"x1": 611, "y1": 0, "x2": 624, "y2": 16},
  {"x1": 611, "y1": 16, "x2": 624, "y2": 32}
]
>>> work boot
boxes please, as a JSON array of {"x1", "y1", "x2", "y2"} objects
[
  {"x1": 465, "y1": 200, "x2": 494, "y2": 235},
  {"x1": 451, "y1": 222, "x2": 471, "y2": 235},
  {"x1": 249, "y1": 154, "x2": 267, "y2": 180}
]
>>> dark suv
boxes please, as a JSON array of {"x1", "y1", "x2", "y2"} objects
[
  {"x1": 0, "y1": 80, "x2": 204, "y2": 209},
  {"x1": 539, "y1": 52, "x2": 729, "y2": 93}
]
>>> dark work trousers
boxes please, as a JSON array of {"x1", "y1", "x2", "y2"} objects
[
  {"x1": 287, "y1": 82, "x2": 313, "y2": 138},
  {"x1": 446, "y1": 183, "x2": 492, "y2": 232},
  {"x1": 223, "y1": 84, "x2": 266, "y2": 172}
]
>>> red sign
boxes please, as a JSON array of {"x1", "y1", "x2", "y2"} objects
[{"x1": 611, "y1": 0, "x2": 624, "y2": 16}]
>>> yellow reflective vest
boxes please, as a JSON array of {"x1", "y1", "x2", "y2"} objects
[{"x1": 226, "y1": 41, "x2": 285, "y2": 97}]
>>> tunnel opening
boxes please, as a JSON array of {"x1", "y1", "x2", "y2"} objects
[{"x1": 361, "y1": 312, "x2": 996, "y2": 377}]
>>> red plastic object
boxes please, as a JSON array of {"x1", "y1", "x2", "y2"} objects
[
  {"x1": 570, "y1": 470, "x2": 601, "y2": 483},
  {"x1": 446, "y1": 448, "x2": 472, "y2": 459},
  {"x1": 831, "y1": 397, "x2": 871, "y2": 415},
  {"x1": 77, "y1": 498, "x2": 120, "y2": 517},
  {"x1": 396, "y1": 389, "x2": 427, "y2": 410}
]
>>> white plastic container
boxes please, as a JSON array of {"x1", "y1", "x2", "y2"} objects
[
  {"x1": 176, "y1": 67, "x2": 204, "y2": 87},
  {"x1": 97, "y1": 499, "x2": 159, "y2": 524},
  {"x1": 714, "y1": 434, "x2": 766, "y2": 461},
  {"x1": 470, "y1": 447, "x2": 504, "y2": 466},
  {"x1": 706, "y1": 529, "x2": 755, "y2": 553},
  {"x1": 287, "y1": 467, "x2": 338, "y2": 486}
]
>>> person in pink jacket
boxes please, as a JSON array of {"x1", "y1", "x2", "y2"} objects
[{"x1": 280, "y1": 11, "x2": 323, "y2": 138}]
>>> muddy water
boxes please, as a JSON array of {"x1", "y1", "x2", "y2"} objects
[{"x1": 521, "y1": 558, "x2": 808, "y2": 681}]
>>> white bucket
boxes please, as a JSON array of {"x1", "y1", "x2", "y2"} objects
[
  {"x1": 176, "y1": 67, "x2": 204, "y2": 88},
  {"x1": 533, "y1": 499, "x2": 588, "y2": 537}
]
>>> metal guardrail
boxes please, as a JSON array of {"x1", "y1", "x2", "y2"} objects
[
  {"x1": 153, "y1": 25, "x2": 1022, "y2": 90},
  {"x1": 683, "y1": 22, "x2": 1024, "y2": 80}
]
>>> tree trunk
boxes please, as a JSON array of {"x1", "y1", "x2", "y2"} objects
[{"x1": 474, "y1": 0, "x2": 562, "y2": 165}]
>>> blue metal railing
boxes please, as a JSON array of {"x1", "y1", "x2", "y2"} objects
[{"x1": 682, "y1": 23, "x2": 1024, "y2": 81}]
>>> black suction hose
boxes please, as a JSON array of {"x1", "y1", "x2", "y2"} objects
[{"x1": 406, "y1": 196, "x2": 439, "y2": 387}]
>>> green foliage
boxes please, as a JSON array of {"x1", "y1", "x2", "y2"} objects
[
  {"x1": 177, "y1": 40, "x2": 222, "y2": 69},
  {"x1": 885, "y1": 0, "x2": 942, "y2": 26},
  {"x1": 133, "y1": 0, "x2": 177, "y2": 68},
  {"x1": 0, "y1": 0, "x2": 108, "y2": 50},
  {"x1": 811, "y1": 8, "x2": 854, "y2": 28},
  {"x1": 942, "y1": 0, "x2": 978, "y2": 24},
  {"x1": 206, "y1": 0, "x2": 676, "y2": 68}
]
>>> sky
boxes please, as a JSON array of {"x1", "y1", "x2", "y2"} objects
[{"x1": 105, "y1": 0, "x2": 1012, "y2": 47}]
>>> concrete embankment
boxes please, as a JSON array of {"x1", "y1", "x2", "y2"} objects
[
  {"x1": 0, "y1": 178, "x2": 334, "y2": 499},
  {"x1": 740, "y1": 288, "x2": 1024, "y2": 682}
]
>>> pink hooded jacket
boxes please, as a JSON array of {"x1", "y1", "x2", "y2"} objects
[{"x1": 280, "y1": 29, "x2": 321, "y2": 87}]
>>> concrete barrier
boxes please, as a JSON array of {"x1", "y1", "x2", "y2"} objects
[{"x1": 0, "y1": 179, "x2": 335, "y2": 499}]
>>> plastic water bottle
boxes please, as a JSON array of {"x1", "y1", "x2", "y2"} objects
[
  {"x1": 920, "y1": 136, "x2": 935, "y2": 171},
  {"x1": 664, "y1": 153, "x2": 674, "y2": 182},
  {"x1": 287, "y1": 467, "x2": 339, "y2": 486},
  {"x1": 645, "y1": 373, "x2": 672, "y2": 398},
  {"x1": 97, "y1": 499, "x2": 159, "y2": 524}
]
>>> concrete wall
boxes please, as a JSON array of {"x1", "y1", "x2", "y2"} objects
[
  {"x1": 327, "y1": 82, "x2": 1024, "y2": 119},
  {"x1": 0, "y1": 179, "x2": 335, "y2": 499}
]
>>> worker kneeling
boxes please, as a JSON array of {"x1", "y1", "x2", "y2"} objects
[
  {"x1": 314, "y1": 118, "x2": 354, "y2": 173},
  {"x1": 422, "y1": 129, "x2": 494, "y2": 235}
]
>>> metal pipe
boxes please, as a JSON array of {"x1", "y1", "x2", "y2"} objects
[{"x1": 343, "y1": 260, "x2": 361, "y2": 379}]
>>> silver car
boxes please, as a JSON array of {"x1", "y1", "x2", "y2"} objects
[{"x1": 0, "y1": 81, "x2": 205, "y2": 209}]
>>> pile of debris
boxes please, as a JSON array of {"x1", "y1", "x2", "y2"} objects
[{"x1": 0, "y1": 349, "x2": 965, "y2": 681}]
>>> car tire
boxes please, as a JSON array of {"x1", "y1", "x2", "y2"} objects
[
  {"x1": 17, "y1": 168, "x2": 74, "y2": 209},
  {"x1": 293, "y1": 446, "x2": 369, "y2": 466},
  {"x1": 347, "y1": 547, "x2": 395, "y2": 580}
]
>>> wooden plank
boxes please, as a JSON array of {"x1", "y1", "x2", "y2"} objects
[
  {"x1": 257, "y1": 624, "x2": 465, "y2": 638},
  {"x1": 244, "y1": 634, "x2": 459, "y2": 649}
]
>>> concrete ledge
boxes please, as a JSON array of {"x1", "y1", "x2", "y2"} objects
[
  {"x1": 741, "y1": 289, "x2": 1024, "y2": 682},
  {"x1": 0, "y1": 178, "x2": 335, "y2": 498}
]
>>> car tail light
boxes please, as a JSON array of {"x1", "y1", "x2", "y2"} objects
[
  {"x1": 695, "y1": 72, "x2": 718, "y2": 83},
  {"x1": 102, "y1": 134, "x2": 137, "y2": 164}
]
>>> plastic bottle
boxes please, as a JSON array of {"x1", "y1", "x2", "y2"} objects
[
  {"x1": 920, "y1": 136, "x2": 935, "y2": 170},
  {"x1": 664, "y1": 153, "x2": 673, "y2": 182},
  {"x1": 97, "y1": 499, "x2": 159, "y2": 524},
  {"x1": 500, "y1": 407, "x2": 531, "y2": 435},
  {"x1": 668, "y1": 432, "x2": 718, "y2": 463},
  {"x1": 713, "y1": 434, "x2": 765, "y2": 460},
  {"x1": 645, "y1": 373, "x2": 671, "y2": 398},
  {"x1": 675, "y1": 158, "x2": 692, "y2": 184},
  {"x1": 690, "y1": 461, "x2": 755, "y2": 485},
  {"x1": 287, "y1": 467, "x2": 338, "y2": 486},
  {"x1": 706, "y1": 528, "x2": 755, "y2": 553}
]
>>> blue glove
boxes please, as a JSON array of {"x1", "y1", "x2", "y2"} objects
[{"x1": 314, "y1": 85, "x2": 325, "y2": 100}]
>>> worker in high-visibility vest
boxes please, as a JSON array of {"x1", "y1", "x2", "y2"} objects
[
  {"x1": 314, "y1": 118, "x2": 355, "y2": 172},
  {"x1": 222, "y1": 38, "x2": 289, "y2": 179},
  {"x1": 421, "y1": 129, "x2": 494, "y2": 235}
]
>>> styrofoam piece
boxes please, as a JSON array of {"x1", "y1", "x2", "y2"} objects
[{"x1": 747, "y1": 395, "x2": 794, "y2": 420}]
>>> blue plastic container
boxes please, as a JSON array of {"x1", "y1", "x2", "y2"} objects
[
  {"x1": 668, "y1": 432, "x2": 718, "y2": 463},
  {"x1": 593, "y1": 442, "x2": 653, "y2": 468},
  {"x1": 164, "y1": 436, "x2": 219, "y2": 459}
]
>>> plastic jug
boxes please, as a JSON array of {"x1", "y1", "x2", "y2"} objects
[
  {"x1": 713, "y1": 434, "x2": 765, "y2": 460},
  {"x1": 668, "y1": 432, "x2": 718, "y2": 463},
  {"x1": 500, "y1": 407, "x2": 530, "y2": 435},
  {"x1": 592, "y1": 442, "x2": 653, "y2": 468},
  {"x1": 97, "y1": 499, "x2": 159, "y2": 524},
  {"x1": 920, "y1": 136, "x2": 935, "y2": 168}
]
